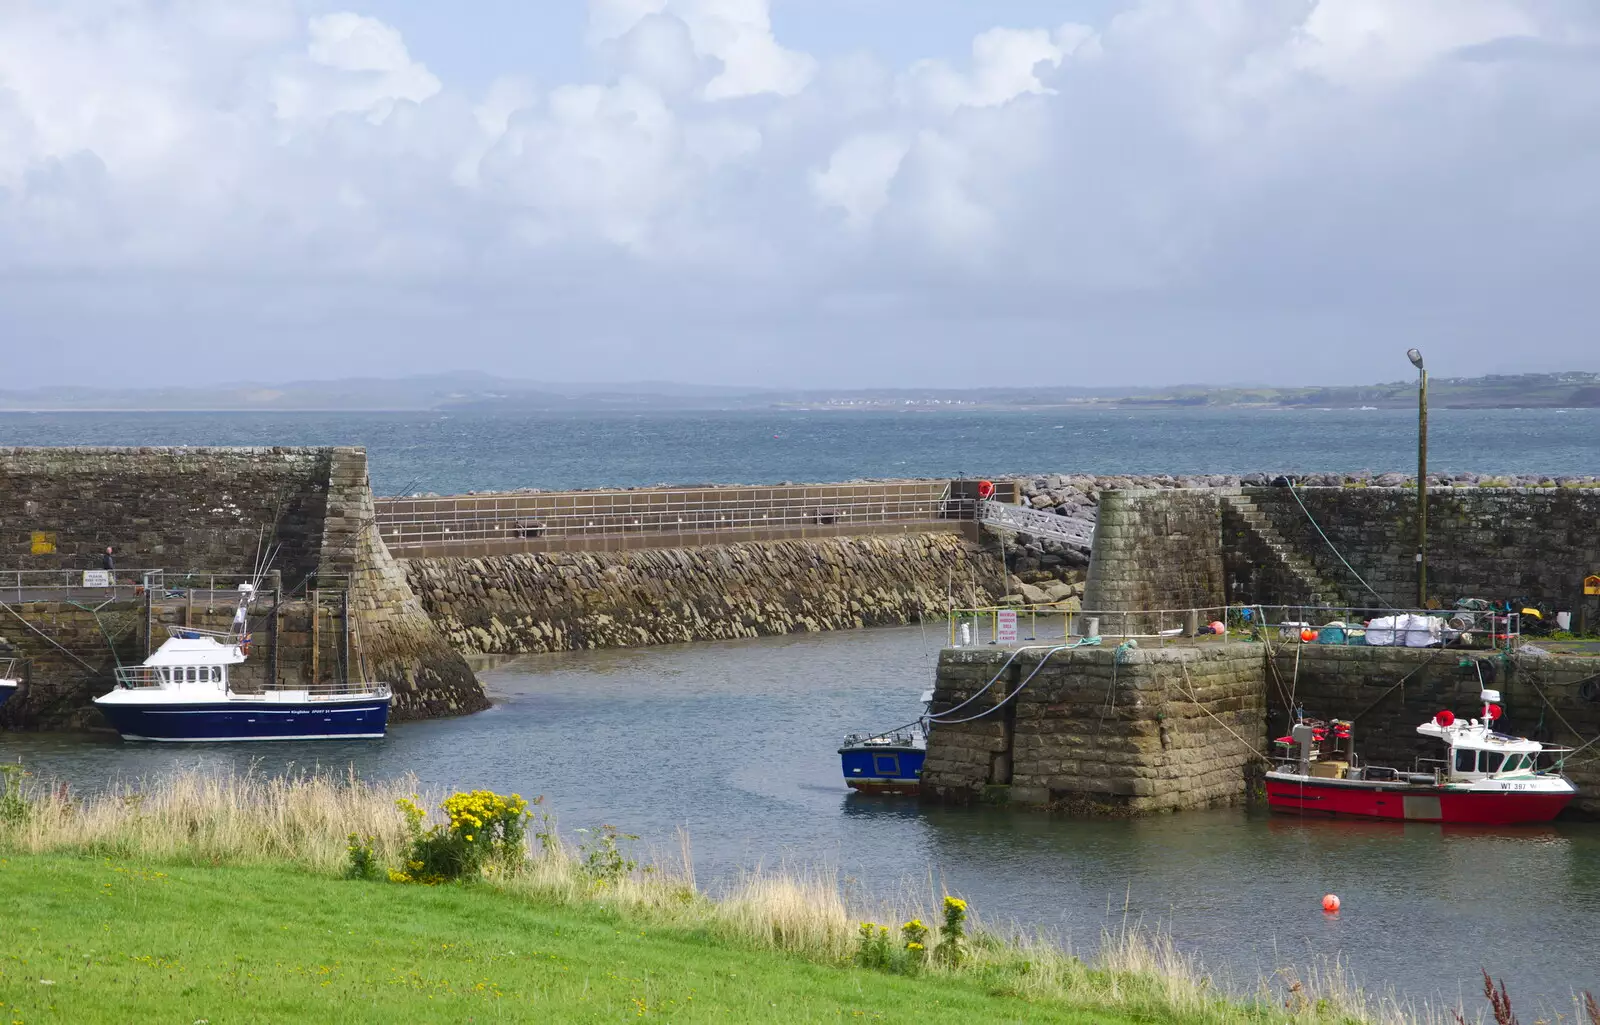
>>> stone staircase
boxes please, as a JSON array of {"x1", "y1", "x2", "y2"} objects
[{"x1": 1220, "y1": 492, "x2": 1351, "y2": 607}]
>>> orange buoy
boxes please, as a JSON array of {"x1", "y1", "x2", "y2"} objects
[
  {"x1": 1209, "y1": 621, "x2": 1225, "y2": 635},
  {"x1": 1301, "y1": 628, "x2": 1317, "y2": 643},
  {"x1": 977, "y1": 480, "x2": 996, "y2": 500},
  {"x1": 1322, "y1": 894, "x2": 1341, "y2": 913}
]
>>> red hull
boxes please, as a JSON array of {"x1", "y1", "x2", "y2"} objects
[{"x1": 1266, "y1": 777, "x2": 1570, "y2": 825}]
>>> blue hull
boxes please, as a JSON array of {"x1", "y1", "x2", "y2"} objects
[
  {"x1": 0, "y1": 684, "x2": 15, "y2": 710},
  {"x1": 97, "y1": 698, "x2": 390, "y2": 742},
  {"x1": 839, "y1": 745, "x2": 926, "y2": 795}
]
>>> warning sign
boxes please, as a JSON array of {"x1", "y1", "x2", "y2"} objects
[
  {"x1": 997, "y1": 610, "x2": 1018, "y2": 644},
  {"x1": 1586, "y1": 575, "x2": 1600, "y2": 596}
]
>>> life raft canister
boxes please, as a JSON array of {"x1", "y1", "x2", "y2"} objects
[{"x1": 977, "y1": 480, "x2": 996, "y2": 500}]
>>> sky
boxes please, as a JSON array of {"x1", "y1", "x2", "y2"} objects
[{"x1": 1, "y1": 0, "x2": 1598, "y2": 390}]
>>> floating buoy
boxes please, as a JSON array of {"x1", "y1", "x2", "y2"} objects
[
  {"x1": 1322, "y1": 894, "x2": 1341, "y2": 913},
  {"x1": 1301, "y1": 628, "x2": 1317, "y2": 643}
]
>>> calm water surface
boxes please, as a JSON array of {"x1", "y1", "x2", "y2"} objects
[{"x1": 9, "y1": 626, "x2": 1598, "y2": 1008}]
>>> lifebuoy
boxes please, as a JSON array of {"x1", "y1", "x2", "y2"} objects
[{"x1": 977, "y1": 480, "x2": 996, "y2": 500}]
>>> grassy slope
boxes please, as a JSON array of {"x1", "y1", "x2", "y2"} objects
[{"x1": 0, "y1": 856, "x2": 1144, "y2": 1025}]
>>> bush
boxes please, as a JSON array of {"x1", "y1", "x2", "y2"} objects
[
  {"x1": 0, "y1": 764, "x2": 31, "y2": 825},
  {"x1": 577, "y1": 824, "x2": 639, "y2": 889},
  {"x1": 390, "y1": 790, "x2": 535, "y2": 884},
  {"x1": 344, "y1": 833, "x2": 380, "y2": 881}
]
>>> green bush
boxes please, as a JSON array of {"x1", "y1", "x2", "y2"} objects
[{"x1": 390, "y1": 790, "x2": 534, "y2": 884}]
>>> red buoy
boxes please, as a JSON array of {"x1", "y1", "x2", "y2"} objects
[
  {"x1": 1322, "y1": 894, "x2": 1341, "y2": 913},
  {"x1": 1435, "y1": 710, "x2": 1456, "y2": 727},
  {"x1": 1300, "y1": 628, "x2": 1317, "y2": 643},
  {"x1": 977, "y1": 480, "x2": 996, "y2": 500}
]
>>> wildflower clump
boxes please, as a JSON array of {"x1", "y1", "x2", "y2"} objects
[
  {"x1": 936, "y1": 896, "x2": 968, "y2": 967},
  {"x1": 344, "y1": 832, "x2": 380, "y2": 881},
  {"x1": 854, "y1": 922, "x2": 895, "y2": 971},
  {"x1": 389, "y1": 790, "x2": 537, "y2": 884}
]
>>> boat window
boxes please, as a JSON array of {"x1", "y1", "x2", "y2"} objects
[
  {"x1": 1481, "y1": 752, "x2": 1504, "y2": 774},
  {"x1": 1504, "y1": 754, "x2": 1531, "y2": 773},
  {"x1": 1454, "y1": 749, "x2": 1477, "y2": 773}
]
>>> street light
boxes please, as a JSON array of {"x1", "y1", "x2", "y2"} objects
[{"x1": 1408, "y1": 349, "x2": 1428, "y2": 607}]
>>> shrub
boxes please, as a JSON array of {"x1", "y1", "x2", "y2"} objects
[
  {"x1": 390, "y1": 790, "x2": 534, "y2": 884},
  {"x1": 855, "y1": 922, "x2": 895, "y2": 971},
  {"x1": 577, "y1": 824, "x2": 639, "y2": 888},
  {"x1": 0, "y1": 764, "x2": 31, "y2": 825},
  {"x1": 344, "y1": 832, "x2": 381, "y2": 880}
]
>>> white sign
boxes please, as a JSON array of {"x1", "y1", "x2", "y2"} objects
[
  {"x1": 997, "y1": 610, "x2": 1018, "y2": 644},
  {"x1": 81, "y1": 570, "x2": 113, "y2": 588}
]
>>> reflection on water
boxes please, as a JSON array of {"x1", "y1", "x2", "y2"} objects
[{"x1": 6, "y1": 625, "x2": 1597, "y2": 1005}]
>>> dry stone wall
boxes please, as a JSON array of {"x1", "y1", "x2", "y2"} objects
[
  {"x1": 401, "y1": 533, "x2": 1003, "y2": 655},
  {"x1": 922, "y1": 644, "x2": 1267, "y2": 814}
]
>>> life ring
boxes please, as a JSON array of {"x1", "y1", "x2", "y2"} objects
[{"x1": 977, "y1": 480, "x2": 996, "y2": 500}]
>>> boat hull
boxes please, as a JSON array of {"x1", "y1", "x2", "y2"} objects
[
  {"x1": 840, "y1": 746, "x2": 925, "y2": 796},
  {"x1": 94, "y1": 696, "x2": 390, "y2": 742},
  {"x1": 0, "y1": 682, "x2": 16, "y2": 710},
  {"x1": 1266, "y1": 776, "x2": 1572, "y2": 825}
]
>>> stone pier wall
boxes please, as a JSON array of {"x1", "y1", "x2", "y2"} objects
[
  {"x1": 922, "y1": 644, "x2": 1267, "y2": 814},
  {"x1": 0, "y1": 446, "x2": 483, "y2": 728},
  {"x1": 401, "y1": 533, "x2": 1003, "y2": 655},
  {"x1": 1082, "y1": 490, "x2": 1226, "y2": 627}
]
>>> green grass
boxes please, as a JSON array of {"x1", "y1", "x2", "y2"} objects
[{"x1": 1, "y1": 855, "x2": 1144, "y2": 1025}]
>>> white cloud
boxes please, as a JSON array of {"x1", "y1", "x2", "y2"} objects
[{"x1": 2, "y1": 0, "x2": 1599, "y2": 386}]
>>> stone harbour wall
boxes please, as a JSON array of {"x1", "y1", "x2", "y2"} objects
[
  {"x1": 0, "y1": 446, "x2": 332, "y2": 585},
  {"x1": 0, "y1": 446, "x2": 484, "y2": 728},
  {"x1": 922, "y1": 644, "x2": 1267, "y2": 814},
  {"x1": 401, "y1": 533, "x2": 1004, "y2": 656},
  {"x1": 1247, "y1": 487, "x2": 1600, "y2": 611},
  {"x1": 1082, "y1": 490, "x2": 1226, "y2": 627}
]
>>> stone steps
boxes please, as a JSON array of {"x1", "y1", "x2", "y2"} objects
[{"x1": 1221, "y1": 493, "x2": 1350, "y2": 607}]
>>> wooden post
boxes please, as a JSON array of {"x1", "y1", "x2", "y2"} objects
[
  {"x1": 310, "y1": 588, "x2": 320, "y2": 687},
  {"x1": 341, "y1": 590, "x2": 351, "y2": 690},
  {"x1": 269, "y1": 588, "x2": 280, "y2": 689}
]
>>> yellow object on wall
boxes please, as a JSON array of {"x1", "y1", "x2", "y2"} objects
[
  {"x1": 30, "y1": 531, "x2": 56, "y2": 555},
  {"x1": 1585, "y1": 575, "x2": 1600, "y2": 596}
]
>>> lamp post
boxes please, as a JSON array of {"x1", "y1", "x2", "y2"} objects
[{"x1": 1407, "y1": 348, "x2": 1428, "y2": 608}]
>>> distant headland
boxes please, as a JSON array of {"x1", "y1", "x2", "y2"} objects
[{"x1": 1, "y1": 370, "x2": 1598, "y2": 413}]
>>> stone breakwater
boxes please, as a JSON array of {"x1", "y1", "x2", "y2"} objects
[{"x1": 401, "y1": 533, "x2": 1002, "y2": 656}]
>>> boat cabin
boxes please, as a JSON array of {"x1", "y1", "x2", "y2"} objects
[{"x1": 114, "y1": 628, "x2": 246, "y2": 693}]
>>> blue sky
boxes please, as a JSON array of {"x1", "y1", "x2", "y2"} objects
[{"x1": 2, "y1": 0, "x2": 1598, "y2": 389}]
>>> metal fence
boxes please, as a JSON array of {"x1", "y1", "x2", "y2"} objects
[
  {"x1": 0, "y1": 569, "x2": 343, "y2": 605},
  {"x1": 374, "y1": 483, "x2": 961, "y2": 553},
  {"x1": 947, "y1": 603, "x2": 1522, "y2": 650}
]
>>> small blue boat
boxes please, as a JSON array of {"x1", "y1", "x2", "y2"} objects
[
  {"x1": 838, "y1": 690, "x2": 931, "y2": 796},
  {"x1": 0, "y1": 658, "x2": 19, "y2": 710},
  {"x1": 94, "y1": 595, "x2": 391, "y2": 742}
]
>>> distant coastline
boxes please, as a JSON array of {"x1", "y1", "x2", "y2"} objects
[{"x1": 2, "y1": 370, "x2": 1598, "y2": 413}]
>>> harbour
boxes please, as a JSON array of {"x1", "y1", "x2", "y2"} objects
[{"x1": 6, "y1": 624, "x2": 1599, "y2": 1006}]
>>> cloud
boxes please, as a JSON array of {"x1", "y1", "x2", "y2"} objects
[{"x1": 2, "y1": 0, "x2": 1599, "y2": 387}]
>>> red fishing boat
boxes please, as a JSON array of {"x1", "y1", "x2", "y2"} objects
[{"x1": 1266, "y1": 690, "x2": 1575, "y2": 825}]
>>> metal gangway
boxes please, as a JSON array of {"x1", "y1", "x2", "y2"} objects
[{"x1": 978, "y1": 500, "x2": 1096, "y2": 550}]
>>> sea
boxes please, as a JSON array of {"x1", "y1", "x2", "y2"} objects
[{"x1": 3, "y1": 407, "x2": 1599, "y2": 1010}]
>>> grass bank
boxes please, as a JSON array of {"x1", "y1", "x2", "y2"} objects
[{"x1": 0, "y1": 766, "x2": 1411, "y2": 1024}]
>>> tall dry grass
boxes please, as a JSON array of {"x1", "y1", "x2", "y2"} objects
[{"x1": 0, "y1": 764, "x2": 1463, "y2": 1025}]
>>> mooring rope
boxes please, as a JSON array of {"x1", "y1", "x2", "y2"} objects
[
  {"x1": 0, "y1": 599, "x2": 99, "y2": 672},
  {"x1": 928, "y1": 643, "x2": 1079, "y2": 726},
  {"x1": 1287, "y1": 485, "x2": 1392, "y2": 607}
]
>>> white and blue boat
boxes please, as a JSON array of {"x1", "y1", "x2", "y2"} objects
[
  {"x1": 0, "y1": 658, "x2": 19, "y2": 710},
  {"x1": 838, "y1": 690, "x2": 932, "y2": 796},
  {"x1": 94, "y1": 612, "x2": 391, "y2": 743}
]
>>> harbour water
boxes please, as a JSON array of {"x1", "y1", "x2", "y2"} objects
[
  {"x1": 5, "y1": 408, "x2": 1600, "y2": 1006},
  {"x1": 4, "y1": 406, "x2": 1599, "y2": 494},
  {"x1": 8, "y1": 626, "x2": 1598, "y2": 1008}
]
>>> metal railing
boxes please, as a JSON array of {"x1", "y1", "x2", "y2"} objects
[
  {"x1": 947, "y1": 602, "x2": 1523, "y2": 650},
  {"x1": 978, "y1": 500, "x2": 1095, "y2": 548},
  {"x1": 0, "y1": 569, "x2": 339, "y2": 605},
  {"x1": 375, "y1": 483, "x2": 961, "y2": 552},
  {"x1": 0, "y1": 657, "x2": 18, "y2": 681}
]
